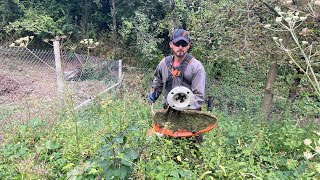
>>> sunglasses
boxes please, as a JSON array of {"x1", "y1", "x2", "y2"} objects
[{"x1": 173, "y1": 41, "x2": 189, "y2": 47}]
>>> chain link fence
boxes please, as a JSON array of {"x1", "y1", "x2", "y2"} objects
[{"x1": 0, "y1": 46, "x2": 120, "y2": 127}]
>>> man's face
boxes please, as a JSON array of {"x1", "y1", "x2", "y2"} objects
[{"x1": 169, "y1": 40, "x2": 190, "y2": 58}]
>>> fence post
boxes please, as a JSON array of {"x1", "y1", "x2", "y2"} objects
[
  {"x1": 118, "y1": 59, "x2": 122, "y2": 83},
  {"x1": 53, "y1": 39, "x2": 65, "y2": 105}
]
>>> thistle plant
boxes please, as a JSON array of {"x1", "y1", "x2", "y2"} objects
[{"x1": 264, "y1": 6, "x2": 320, "y2": 97}]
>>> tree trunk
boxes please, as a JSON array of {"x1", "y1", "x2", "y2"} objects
[
  {"x1": 81, "y1": 0, "x2": 90, "y2": 38},
  {"x1": 169, "y1": 0, "x2": 178, "y2": 31},
  {"x1": 261, "y1": 58, "x2": 278, "y2": 120},
  {"x1": 287, "y1": 67, "x2": 304, "y2": 104},
  {"x1": 260, "y1": 26, "x2": 290, "y2": 119},
  {"x1": 111, "y1": 0, "x2": 117, "y2": 60}
]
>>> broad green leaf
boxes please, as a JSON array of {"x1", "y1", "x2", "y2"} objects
[{"x1": 45, "y1": 140, "x2": 60, "y2": 150}]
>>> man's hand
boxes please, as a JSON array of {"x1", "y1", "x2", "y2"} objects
[{"x1": 148, "y1": 90, "x2": 159, "y2": 104}]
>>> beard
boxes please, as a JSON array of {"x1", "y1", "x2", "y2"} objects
[{"x1": 174, "y1": 50, "x2": 186, "y2": 58}]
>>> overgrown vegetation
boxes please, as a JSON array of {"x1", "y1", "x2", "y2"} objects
[
  {"x1": 0, "y1": 89, "x2": 319, "y2": 179},
  {"x1": 1, "y1": 0, "x2": 319, "y2": 179}
]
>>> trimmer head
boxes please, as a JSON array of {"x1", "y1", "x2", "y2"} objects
[{"x1": 167, "y1": 86, "x2": 195, "y2": 111}]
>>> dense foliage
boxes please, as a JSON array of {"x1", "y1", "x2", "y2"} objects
[
  {"x1": 0, "y1": 88, "x2": 319, "y2": 179},
  {"x1": 0, "y1": 0, "x2": 319, "y2": 179}
]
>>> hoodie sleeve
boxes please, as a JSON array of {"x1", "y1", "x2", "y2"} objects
[
  {"x1": 190, "y1": 61, "x2": 206, "y2": 109},
  {"x1": 151, "y1": 59, "x2": 165, "y2": 93}
]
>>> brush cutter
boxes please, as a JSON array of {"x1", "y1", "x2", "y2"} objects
[{"x1": 150, "y1": 86, "x2": 218, "y2": 138}]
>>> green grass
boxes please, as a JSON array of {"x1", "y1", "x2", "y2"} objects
[
  {"x1": 0, "y1": 90, "x2": 319, "y2": 179},
  {"x1": 0, "y1": 64, "x2": 319, "y2": 179}
]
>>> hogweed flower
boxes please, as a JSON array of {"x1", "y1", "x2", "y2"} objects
[
  {"x1": 276, "y1": 17, "x2": 282, "y2": 23},
  {"x1": 303, "y1": 152, "x2": 313, "y2": 160},
  {"x1": 304, "y1": 139, "x2": 312, "y2": 146},
  {"x1": 299, "y1": 17, "x2": 307, "y2": 21},
  {"x1": 275, "y1": 7, "x2": 281, "y2": 12},
  {"x1": 264, "y1": 24, "x2": 271, "y2": 28},
  {"x1": 283, "y1": 0, "x2": 293, "y2": 5},
  {"x1": 293, "y1": 16, "x2": 299, "y2": 21},
  {"x1": 285, "y1": 17, "x2": 292, "y2": 22}
]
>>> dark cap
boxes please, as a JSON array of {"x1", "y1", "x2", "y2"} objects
[{"x1": 172, "y1": 29, "x2": 190, "y2": 43}]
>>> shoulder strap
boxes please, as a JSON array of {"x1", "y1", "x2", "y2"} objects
[
  {"x1": 165, "y1": 55, "x2": 173, "y2": 67},
  {"x1": 165, "y1": 56, "x2": 174, "y2": 92},
  {"x1": 164, "y1": 54, "x2": 193, "y2": 92},
  {"x1": 179, "y1": 53, "x2": 193, "y2": 85}
]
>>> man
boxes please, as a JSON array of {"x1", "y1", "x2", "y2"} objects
[{"x1": 148, "y1": 28, "x2": 206, "y2": 110}]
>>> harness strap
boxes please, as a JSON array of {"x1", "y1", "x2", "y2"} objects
[{"x1": 165, "y1": 53, "x2": 193, "y2": 92}]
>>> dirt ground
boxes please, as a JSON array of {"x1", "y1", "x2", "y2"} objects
[{"x1": 0, "y1": 58, "x2": 111, "y2": 127}]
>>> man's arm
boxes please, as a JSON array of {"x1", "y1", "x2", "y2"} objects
[
  {"x1": 148, "y1": 60, "x2": 164, "y2": 103},
  {"x1": 151, "y1": 60, "x2": 164, "y2": 93},
  {"x1": 191, "y1": 63, "x2": 206, "y2": 109}
]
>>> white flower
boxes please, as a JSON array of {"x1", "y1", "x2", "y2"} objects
[
  {"x1": 9, "y1": 43, "x2": 15, "y2": 48},
  {"x1": 21, "y1": 37, "x2": 29, "y2": 41},
  {"x1": 276, "y1": 17, "x2": 282, "y2": 23},
  {"x1": 285, "y1": 17, "x2": 292, "y2": 22},
  {"x1": 304, "y1": 139, "x2": 312, "y2": 146},
  {"x1": 302, "y1": 41, "x2": 308, "y2": 45},
  {"x1": 303, "y1": 152, "x2": 313, "y2": 160},
  {"x1": 19, "y1": 43, "x2": 25, "y2": 47},
  {"x1": 314, "y1": 131, "x2": 320, "y2": 136},
  {"x1": 264, "y1": 24, "x2": 271, "y2": 28},
  {"x1": 275, "y1": 7, "x2": 281, "y2": 12},
  {"x1": 284, "y1": 0, "x2": 293, "y2": 5},
  {"x1": 293, "y1": 16, "x2": 299, "y2": 21},
  {"x1": 299, "y1": 17, "x2": 307, "y2": 21},
  {"x1": 316, "y1": 146, "x2": 320, "y2": 154},
  {"x1": 15, "y1": 39, "x2": 22, "y2": 44}
]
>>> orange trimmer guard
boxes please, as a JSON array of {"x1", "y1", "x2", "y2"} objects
[{"x1": 152, "y1": 109, "x2": 218, "y2": 138}]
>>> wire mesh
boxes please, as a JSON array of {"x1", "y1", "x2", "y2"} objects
[{"x1": 0, "y1": 46, "x2": 120, "y2": 127}]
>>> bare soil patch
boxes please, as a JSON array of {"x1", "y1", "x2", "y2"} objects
[
  {"x1": 0, "y1": 57, "x2": 112, "y2": 127},
  {"x1": 0, "y1": 74, "x2": 34, "y2": 103}
]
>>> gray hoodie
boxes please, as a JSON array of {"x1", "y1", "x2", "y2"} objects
[{"x1": 151, "y1": 55, "x2": 206, "y2": 109}]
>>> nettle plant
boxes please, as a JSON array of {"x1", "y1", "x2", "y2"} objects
[{"x1": 264, "y1": 6, "x2": 320, "y2": 97}]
